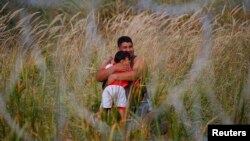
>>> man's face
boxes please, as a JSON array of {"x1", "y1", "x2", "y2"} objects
[{"x1": 118, "y1": 42, "x2": 134, "y2": 56}]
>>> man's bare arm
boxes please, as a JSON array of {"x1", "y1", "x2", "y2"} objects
[
  {"x1": 96, "y1": 56, "x2": 131, "y2": 82},
  {"x1": 96, "y1": 56, "x2": 114, "y2": 82},
  {"x1": 96, "y1": 67, "x2": 116, "y2": 82}
]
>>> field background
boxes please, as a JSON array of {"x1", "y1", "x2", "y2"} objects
[{"x1": 0, "y1": 0, "x2": 250, "y2": 140}]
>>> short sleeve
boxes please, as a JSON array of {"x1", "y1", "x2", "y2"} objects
[{"x1": 105, "y1": 64, "x2": 113, "y2": 69}]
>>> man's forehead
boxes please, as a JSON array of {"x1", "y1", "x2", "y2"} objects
[{"x1": 120, "y1": 42, "x2": 132, "y2": 46}]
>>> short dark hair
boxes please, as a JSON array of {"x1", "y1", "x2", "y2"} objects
[
  {"x1": 117, "y1": 36, "x2": 133, "y2": 47},
  {"x1": 114, "y1": 51, "x2": 131, "y2": 63}
]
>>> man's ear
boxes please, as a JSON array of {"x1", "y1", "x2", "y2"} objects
[{"x1": 118, "y1": 46, "x2": 123, "y2": 51}]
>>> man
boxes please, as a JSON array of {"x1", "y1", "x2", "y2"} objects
[{"x1": 96, "y1": 36, "x2": 152, "y2": 118}]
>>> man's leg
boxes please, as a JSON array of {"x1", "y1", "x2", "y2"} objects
[{"x1": 136, "y1": 89, "x2": 152, "y2": 117}]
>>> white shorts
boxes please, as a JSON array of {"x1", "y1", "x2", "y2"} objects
[{"x1": 101, "y1": 85, "x2": 127, "y2": 108}]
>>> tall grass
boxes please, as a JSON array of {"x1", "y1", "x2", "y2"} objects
[{"x1": 0, "y1": 2, "x2": 250, "y2": 140}]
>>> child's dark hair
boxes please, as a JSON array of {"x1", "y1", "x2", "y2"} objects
[{"x1": 114, "y1": 51, "x2": 131, "y2": 63}]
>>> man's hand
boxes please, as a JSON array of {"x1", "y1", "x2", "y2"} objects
[
  {"x1": 107, "y1": 74, "x2": 117, "y2": 85},
  {"x1": 113, "y1": 63, "x2": 130, "y2": 72}
]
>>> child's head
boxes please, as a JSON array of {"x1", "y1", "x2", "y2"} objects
[{"x1": 114, "y1": 51, "x2": 131, "y2": 64}]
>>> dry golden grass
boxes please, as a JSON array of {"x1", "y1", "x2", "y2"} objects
[{"x1": 0, "y1": 3, "x2": 250, "y2": 140}]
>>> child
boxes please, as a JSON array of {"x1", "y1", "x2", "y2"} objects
[{"x1": 96, "y1": 51, "x2": 131, "y2": 123}]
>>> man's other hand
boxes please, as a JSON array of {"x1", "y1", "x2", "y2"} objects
[
  {"x1": 114, "y1": 63, "x2": 130, "y2": 72},
  {"x1": 107, "y1": 74, "x2": 117, "y2": 85}
]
